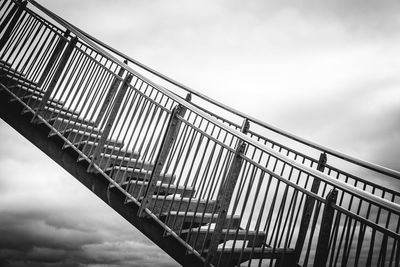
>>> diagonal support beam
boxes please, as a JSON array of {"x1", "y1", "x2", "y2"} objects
[
  {"x1": 294, "y1": 152, "x2": 327, "y2": 263},
  {"x1": 37, "y1": 30, "x2": 70, "y2": 87},
  {"x1": 32, "y1": 36, "x2": 78, "y2": 122},
  {"x1": 206, "y1": 119, "x2": 249, "y2": 265},
  {"x1": 138, "y1": 93, "x2": 191, "y2": 217},
  {"x1": 88, "y1": 72, "x2": 133, "y2": 171},
  {"x1": 314, "y1": 189, "x2": 337, "y2": 266},
  {"x1": 95, "y1": 60, "x2": 127, "y2": 126}
]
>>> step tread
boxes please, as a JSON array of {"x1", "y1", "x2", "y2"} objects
[
  {"x1": 180, "y1": 228, "x2": 268, "y2": 250},
  {"x1": 73, "y1": 140, "x2": 134, "y2": 157},
  {"x1": 0, "y1": 70, "x2": 37, "y2": 87},
  {"x1": 208, "y1": 247, "x2": 295, "y2": 256},
  {"x1": 115, "y1": 180, "x2": 193, "y2": 190},
  {"x1": 18, "y1": 94, "x2": 64, "y2": 108},
  {"x1": 180, "y1": 228, "x2": 266, "y2": 237},
  {"x1": 110, "y1": 180, "x2": 195, "y2": 198},
  {"x1": 108, "y1": 165, "x2": 173, "y2": 176},
  {"x1": 163, "y1": 211, "x2": 241, "y2": 232},
  {"x1": 65, "y1": 129, "x2": 123, "y2": 147},
  {"x1": 166, "y1": 211, "x2": 240, "y2": 219},
  {"x1": 52, "y1": 117, "x2": 100, "y2": 132}
]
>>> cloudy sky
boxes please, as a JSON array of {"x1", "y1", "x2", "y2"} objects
[{"x1": 1, "y1": 0, "x2": 400, "y2": 266}]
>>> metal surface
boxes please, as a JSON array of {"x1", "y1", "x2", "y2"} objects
[{"x1": 1, "y1": 0, "x2": 400, "y2": 266}]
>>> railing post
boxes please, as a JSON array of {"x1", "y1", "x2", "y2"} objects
[
  {"x1": 37, "y1": 30, "x2": 70, "y2": 87},
  {"x1": 88, "y1": 72, "x2": 133, "y2": 171},
  {"x1": 314, "y1": 189, "x2": 337, "y2": 266},
  {"x1": 138, "y1": 93, "x2": 191, "y2": 217},
  {"x1": 0, "y1": 0, "x2": 27, "y2": 52},
  {"x1": 206, "y1": 119, "x2": 249, "y2": 264},
  {"x1": 95, "y1": 60, "x2": 127, "y2": 126},
  {"x1": 32, "y1": 36, "x2": 78, "y2": 122},
  {"x1": 294, "y1": 152, "x2": 327, "y2": 263}
]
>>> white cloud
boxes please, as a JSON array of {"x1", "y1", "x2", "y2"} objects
[{"x1": 1, "y1": 0, "x2": 400, "y2": 265}]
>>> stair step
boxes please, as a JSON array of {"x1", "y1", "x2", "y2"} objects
[
  {"x1": 94, "y1": 153, "x2": 149, "y2": 170},
  {"x1": 11, "y1": 85, "x2": 46, "y2": 99},
  {"x1": 11, "y1": 94, "x2": 64, "y2": 110},
  {"x1": 108, "y1": 166, "x2": 175, "y2": 184},
  {"x1": 207, "y1": 247, "x2": 295, "y2": 266},
  {"x1": 73, "y1": 141, "x2": 134, "y2": 158},
  {"x1": 147, "y1": 196, "x2": 216, "y2": 215},
  {"x1": 180, "y1": 229, "x2": 267, "y2": 250},
  {"x1": 51, "y1": 117, "x2": 99, "y2": 133},
  {"x1": 22, "y1": 106, "x2": 83, "y2": 124},
  {"x1": 112, "y1": 180, "x2": 195, "y2": 198},
  {"x1": 0, "y1": 68, "x2": 37, "y2": 87},
  {"x1": 162, "y1": 211, "x2": 240, "y2": 231},
  {"x1": 65, "y1": 129, "x2": 123, "y2": 148},
  {"x1": 5, "y1": 83, "x2": 65, "y2": 111}
]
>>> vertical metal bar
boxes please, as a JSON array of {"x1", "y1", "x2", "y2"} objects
[
  {"x1": 32, "y1": 36, "x2": 78, "y2": 121},
  {"x1": 138, "y1": 93, "x2": 191, "y2": 217},
  {"x1": 0, "y1": 1, "x2": 27, "y2": 51},
  {"x1": 206, "y1": 119, "x2": 249, "y2": 265},
  {"x1": 314, "y1": 189, "x2": 337, "y2": 267},
  {"x1": 293, "y1": 152, "x2": 327, "y2": 263},
  {"x1": 88, "y1": 72, "x2": 133, "y2": 169},
  {"x1": 95, "y1": 60, "x2": 127, "y2": 126},
  {"x1": 37, "y1": 30, "x2": 70, "y2": 87}
]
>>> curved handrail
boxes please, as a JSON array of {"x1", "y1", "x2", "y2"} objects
[
  {"x1": 26, "y1": 0, "x2": 400, "y2": 214},
  {"x1": 28, "y1": 0, "x2": 400, "y2": 180}
]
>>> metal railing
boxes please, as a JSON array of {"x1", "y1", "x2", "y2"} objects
[{"x1": 1, "y1": 1, "x2": 399, "y2": 266}]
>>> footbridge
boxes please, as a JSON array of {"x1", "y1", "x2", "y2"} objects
[{"x1": 1, "y1": 0, "x2": 399, "y2": 266}]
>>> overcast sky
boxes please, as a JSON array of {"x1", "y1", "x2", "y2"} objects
[{"x1": 1, "y1": 0, "x2": 400, "y2": 266}]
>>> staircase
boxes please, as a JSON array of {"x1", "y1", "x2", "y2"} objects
[{"x1": 1, "y1": 1, "x2": 400, "y2": 266}]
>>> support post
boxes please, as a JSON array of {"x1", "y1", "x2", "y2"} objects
[
  {"x1": 88, "y1": 72, "x2": 133, "y2": 171},
  {"x1": 32, "y1": 36, "x2": 78, "y2": 122},
  {"x1": 294, "y1": 152, "x2": 327, "y2": 263},
  {"x1": 314, "y1": 189, "x2": 337, "y2": 266},
  {"x1": 95, "y1": 60, "x2": 127, "y2": 126},
  {"x1": 206, "y1": 119, "x2": 249, "y2": 264},
  {"x1": 138, "y1": 94, "x2": 191, "y2": 217},
  {"x1": 0, "y1": 1, "x2": 27, "y2": 52},
  {"x1": 37, "y1": 30, "x2": 70, "y2": 87}
]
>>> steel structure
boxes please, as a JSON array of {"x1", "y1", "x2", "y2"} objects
[{"x1": 1, "y1": 0, "x2": 399, "y2": 266}]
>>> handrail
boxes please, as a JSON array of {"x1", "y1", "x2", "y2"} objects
[
  {"x1": 3, "y1": 2, "x2": 400, "y2": 265},
  {"x1": 26, "y1": 0, "x2": 400, "y2": 214},
  {"x1": 27, "y1": 0, "x2": 400, "y2": 180}
]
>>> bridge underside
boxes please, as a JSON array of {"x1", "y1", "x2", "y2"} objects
[
  {"x1": 2, "y1": 1, "x2": 399, "y2": 266},
  {"x1": 0, "y1": 79, "x2": 205, "y2": 267},
  {"x1": 0, "y1": 72, "x2": 295, "y2": 266}
]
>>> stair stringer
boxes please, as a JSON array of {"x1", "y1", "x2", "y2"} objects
[{"x1": 0, "y1": 87, "x2": 206, "y2": 267}]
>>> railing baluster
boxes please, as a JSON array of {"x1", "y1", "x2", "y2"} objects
[
  {"x1": 138, "y1": 93, "x2": 191, "y2": 217},
  {"x1": 0, "y1": 0, "x2": 27, "y2": 51},
  {"x1": 37, "y1": 29, "x2": 70, "y2": 87},
  {"x1": 32, "y1": 36, "x2": 78, "y2": 122},
  {"x1": 314, "y1": 189, "x2": 338, "y2": 266},
  {"x1": 293, "y1": 152, "x2": 327, "y2": 263},
  {"x1": 88, "y1": 72, "x2": 133, "y2": 170},
  {"x1": 206, "y1": 119, "x2": 249, "y2": 265},
  {"x1": 95, "y1": 60, "x2": 127, "y2": 126},
  {"x1": 95, "y1": 60, "x2": 128, "y2": 126}
]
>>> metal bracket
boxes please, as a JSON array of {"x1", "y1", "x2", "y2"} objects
[
  {"x1": 137, "y1": 94, "x2": 190, "y2": 217},
  {"x1": 31, "y1": 36, "x2": 78, "y2": 123},
  {"x1": 314, "y1": 189, "x2": 338, "y2": 266}
]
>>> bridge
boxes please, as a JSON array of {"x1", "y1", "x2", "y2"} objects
[{"x1": 1, "y1": 0, "x2": 399, "y2": 266}]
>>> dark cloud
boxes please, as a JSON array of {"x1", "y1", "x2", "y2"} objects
[
  {"x1": 2, "y1": 1, "x2": 399, "y2": 266},
  {"x1": 0, "y1": 120, "x2": 178, "y2": 267},
  {"x1": 0, "y1": 209, "x2": 177, "y2": 267}
]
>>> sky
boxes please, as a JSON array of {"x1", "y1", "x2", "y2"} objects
[{"x1": 1, "y1": 0, "x2": 400, "y2": 266}]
